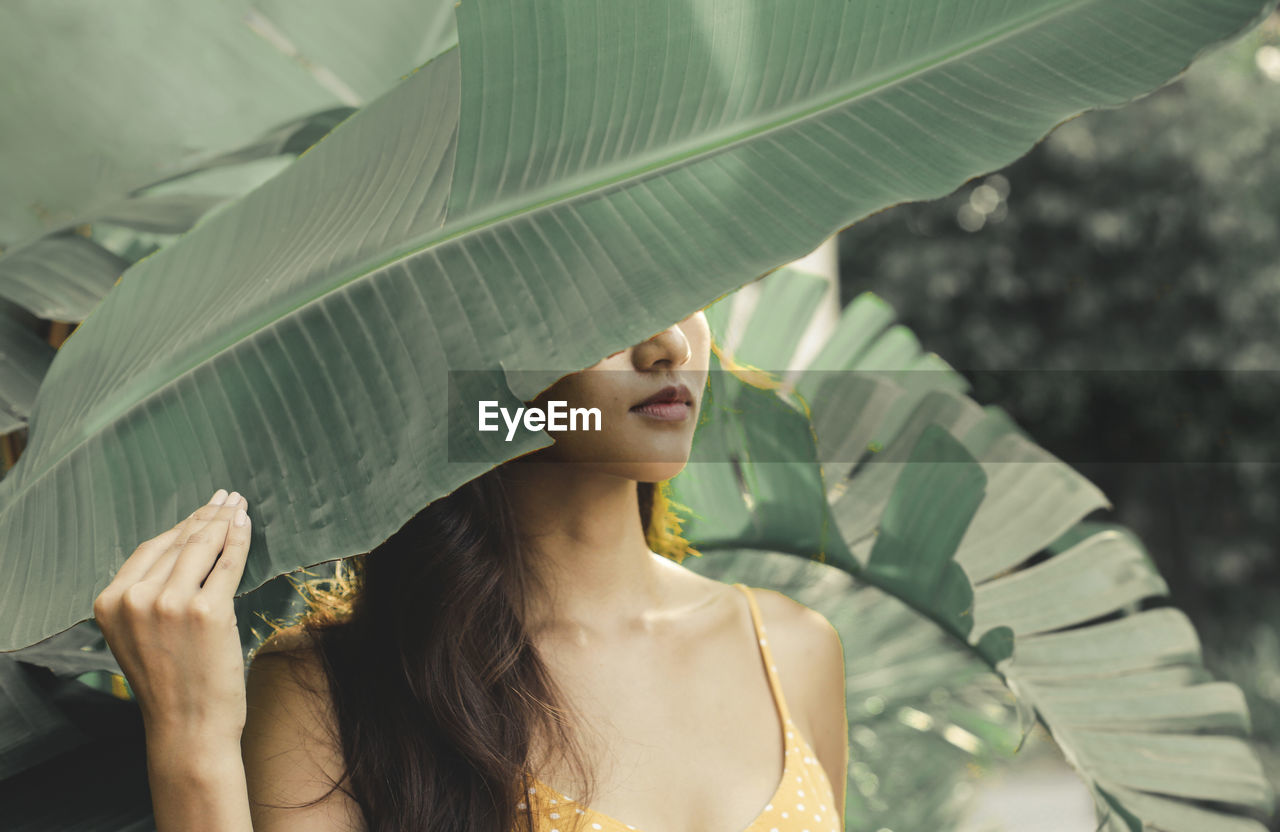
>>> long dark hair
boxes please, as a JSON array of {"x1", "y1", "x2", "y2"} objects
[{"x1": 255, "y1": 468, "x2": 695, "y2": 832}]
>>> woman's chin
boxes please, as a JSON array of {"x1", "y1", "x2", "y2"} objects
[
  {"x1": 535, "y1": 428, "x2": 696, "y2": 469},
  {"x1": 611, "y1": 438, "x2": 696, "y2": 482},
  {"x1": 548, "y1": 455, "x2": 691, "y2": 483},
  {"x1": 627, "y1": 459, "x2": 690, "y2": 484}
]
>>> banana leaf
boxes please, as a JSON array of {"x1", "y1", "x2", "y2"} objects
[
  {"x1": 0, "y1": 0, "x2": 455, "y2": 247},
  {"x1": 0, "y1": 108, "x2": 359, "y2": 325},
  {"x1": 0, "y1": 106, "x2": 368, "y2": 446},
  {"x1": 1, "y1": 0, "x2": 1273, "y2": 653},
  {"x1": 0, "y1": 300, "x2": 54, "y2": 434}
]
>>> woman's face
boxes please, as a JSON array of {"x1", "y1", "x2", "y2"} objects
[{"x1": 525, "y1": 310, "x2": 712, "y2": 482}]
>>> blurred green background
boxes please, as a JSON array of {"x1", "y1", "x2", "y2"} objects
[{"x1": 836, "y1": 11, "x2": 1280, "y2": 811}]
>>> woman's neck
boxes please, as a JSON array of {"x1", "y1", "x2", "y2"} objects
[{"x1": 503, "y1": 462, "x2": 670, "y2": 640}]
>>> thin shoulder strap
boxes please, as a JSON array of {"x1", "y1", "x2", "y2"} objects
[{"x1": 731, "y1": 582, "x2": 794, "y2": 727}]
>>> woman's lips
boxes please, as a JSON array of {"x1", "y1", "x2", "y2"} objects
[
  {"x1": 629, "y1": 400, "x2": 691, "y2": 421},
  {"x1": 630, "y1": 383, "x2": 694, "y2": 421}
]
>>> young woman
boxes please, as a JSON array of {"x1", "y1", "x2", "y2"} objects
[{"x1": 93, "y1": 310, "x2": 849, "y2": 832}]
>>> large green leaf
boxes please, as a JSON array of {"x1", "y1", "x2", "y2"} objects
[
  {"x1": 0, "y1": 106, "x2": 362, "y2": 323},
  {"x1": 0, "y1": 236, "x2": 129, "y2": 323},
  {"x1": 0, "y1": 106, "x2": 370, "y2": 451},
  {"x1": 0, "y1": 300, "x2": 54, "y2": 434},
  {"x1": 0, "y1": 0, "x2": 1273, "y2": 658},
  {"x1": 0, "y1": 0, "x2": 455, "y2": 247},
  {"x1": 672, "y1": 272, "x2": 1274, "y2": 830}
]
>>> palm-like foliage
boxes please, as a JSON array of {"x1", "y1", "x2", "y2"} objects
[{"x1": 674, "y1": 269, "x2": 1274, "y2": 830}]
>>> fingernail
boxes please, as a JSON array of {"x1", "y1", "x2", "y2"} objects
[
  {"x1": 235, "y1": 508, "x2": 249, "y2": 527},
  {"x1": 227, "y1": 491, "x2": 241, "y2": 505},
  {"x1": 211, "y1": 489, "x2": 228, "y2": 505}
]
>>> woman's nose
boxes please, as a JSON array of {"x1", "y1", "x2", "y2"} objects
[{"x1": 631, "y1": 325, "x2": 693, "y2": 370}]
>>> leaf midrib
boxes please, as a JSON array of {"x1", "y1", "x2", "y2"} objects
[
  {"x1": 316, "y1": 0, "x2": 1098, "y2": 358},
  {"x1": 8, "y1": 0, "x2": 1100, "y2": 518}
]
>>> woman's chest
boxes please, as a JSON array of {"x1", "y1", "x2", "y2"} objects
[
  {"x1": 524, "y1": 725, "x2": 839, "y2": 832},
  {"x1": 527, "y1": 636, "x2": 813, "y2": 832}
]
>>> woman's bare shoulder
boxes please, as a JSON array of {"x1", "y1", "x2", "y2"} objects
[
  {"x1": 244, "y1": 624, "x2": 364, "y2": 832},
  {"x1": 742, "y1": 584, "x2": 838, "y2": 644},
  {"x1": 244, "y1": 623, "x2": 331, "y2": 739},
  {"x1": 740, "y1": 588, "x2": 843, "y2": 709},
  {"x1": 745, "y1": 585, "x2": 847, "y2": 805},
  {"x1": 248, "y1": 625, "x2": 333, "y2": 701}
]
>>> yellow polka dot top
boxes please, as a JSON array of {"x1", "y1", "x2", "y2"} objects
[{"x1": 520, "y1": 582, "x2": 843, "y2": 832}]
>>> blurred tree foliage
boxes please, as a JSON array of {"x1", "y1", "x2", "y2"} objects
[{"x1": 838, "y1": 11, "x2": 1280, "y2": 800}]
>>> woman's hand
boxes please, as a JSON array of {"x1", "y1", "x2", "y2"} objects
[{"x1": 94, "y1": 489, "x2": 253, "y2": 747}]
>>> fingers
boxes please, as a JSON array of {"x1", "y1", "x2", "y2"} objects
[
  {"x1": 106, "y1": 490, "x2": 230, "y2": 589},
  {"x1": 144, "y1": 492, "x2": 244, "y2": 588},
  {"x1": 166, "y1": 492, "x2": 245, "y2": 592},
  {"x1": 196, "y1": 499, "x2": 251, "y2": 600}
]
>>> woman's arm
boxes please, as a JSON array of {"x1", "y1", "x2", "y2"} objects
[
  {"x1": 146, "y1": 727, "x2": 254, "y2": 831},
  {"x1": 137, "y1": 631, "x2": 364, "y2": 832},
  {"x1": 94, "y1": 491, "x2": 361, "y2": 831},
  {"x1": 93, "y1": 490, "x2": 257, "y2": 831}
]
